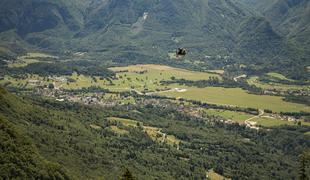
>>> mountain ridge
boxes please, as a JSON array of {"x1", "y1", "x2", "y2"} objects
[{"x1": 0, "y1": 0, "x2": 309, "y2": 79}]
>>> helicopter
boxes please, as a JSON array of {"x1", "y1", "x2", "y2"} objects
[{"x1": 176, "y1": 48, "x2": 187, "y2": 57}]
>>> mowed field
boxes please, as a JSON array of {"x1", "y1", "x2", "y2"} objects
[
  {"x1": 109, "y1": 64, "x2": 221, "y2": 81},
  {"x1": 252, "y1": 117, "x2": 295, "y2": 127},
  {"x1": 204, "y1": 109, "x2": 253, "y2": 123},
  {"x1": 161, "y1": 87, "x2": 310, "y2": 113},
  {"x1": 62, "y1": 64, "x2": 221, "y2": 91}
]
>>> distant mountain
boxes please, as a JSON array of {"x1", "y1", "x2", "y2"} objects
[
  {"x1": 235, "y1": 16, "x2": 283, "y2": 63},
  {"x1": 0, "y1": 0, "x2": 85, "y2": 57},
  {"x1": 77, "y1": 0, "x2": 252, "y2": 57},
  {"x1": 241, "y1": 0, "x2": 310, "y2": 47},
  {"x1": 0, "y1": 0, "x2": 251, "y2": 54},
  {"x1": 0, "y1": 0, "x2": 309, "y2": 79}
]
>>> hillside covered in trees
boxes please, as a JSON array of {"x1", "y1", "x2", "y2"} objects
[{"x1": 0, "y1": 87, "x2": 309, "y2": 179}]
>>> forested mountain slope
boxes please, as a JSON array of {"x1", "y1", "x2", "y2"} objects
[
  {"x1": 0, "y1": 88, "x2": 71, "y2": 179},
  {"x1": 241, "y1": 0, "x2": 310, "y2": 46},
  {"x1": 0, "y1": 87, "x2": 309, "y2": 179},
  {"x1": 1, "y1": 0, "x2": 309, "y2": 80}
]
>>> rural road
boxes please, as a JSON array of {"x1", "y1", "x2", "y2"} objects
[{"x1": 244, "y1": 109, "x2": 264, "y2": 128}]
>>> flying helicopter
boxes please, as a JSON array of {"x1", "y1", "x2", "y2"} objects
[{"x1": 176, "y1": 48, "x2": 187, "y2": 57}]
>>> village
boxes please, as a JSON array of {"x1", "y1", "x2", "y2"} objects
[{"x1": 25, "y1": 76, "x2": 302, "y2": 131}]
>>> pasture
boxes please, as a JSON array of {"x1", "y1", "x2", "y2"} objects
[
  {"x1": 62, "y1": 64, "x2": 221, "y2": 91},
  {"x1": 109, "y1": 64, "x2": 221, "y2": 80},
  {"x1": 161, "y1": 87, "x2": 310, "y2": 113},
  {"x1": 204, "y1": 109, "x2": 253, "y2": 124},
  {"x1": 2, "y1": 64, "x2": 309, "y2": 114},
  {"x1": 251, "y1": 117, "x2": 310, "y2": 127},
  {"x1": 251, "y1": 117, "x2": 295, "y2": 127}
]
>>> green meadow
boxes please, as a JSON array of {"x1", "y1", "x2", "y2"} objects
[
  {"x1": 204, "y1": 109, "x2": 253, "y2": 124},
  {"x1": 8, "y1": 52, "x2": 55, "y2": 68},
  {"x1": 2, "y1": 64, "x2": 309, "y2": 114},
  {"x1": 251, "y1": 117, "x2": 310, "y2": 127},
  {"x1": 267, "y1": 72, "x2": 295, "y2": 81},
  {"x1": 107, "y1": 117, "x2": 181, "y2": 146},
  {"x1": 62, "y1": 64, "x2": 221, "y2": 91},
  {"x1": 207, "y1": 169, "x2": 231, "y2": 180},
  {"x1": 247, "y1": 76, "x2": 309, "y2": 91},
  {"x1": 161, "y1": 87, "x2": 310, "y2": 113}
]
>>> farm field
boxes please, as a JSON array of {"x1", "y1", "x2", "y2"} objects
[
  {"x1": 2, "y1": 64, "x2": 220, "y2": 91},
  {"x1": 55, "y1": 64, "x2": 221, "y2": 91},
  {"x1": 204, "y1": 109, "x2": 253, "y2": 124},
  {"x1": 161, "y1": 87, "x2": 310, "y2": 113},
  {"x1": 251, "y1": 117, "x2": 295, "y2": 127},
  {"x1": 109, "y1": 64, "x2": 221, "y2": 80},
  {"x1": 251, "y1": 117, "x2": 310, "y2": 127},
  {"x1": 1, "y1": 64, "x2": 309, "y2": 113}
]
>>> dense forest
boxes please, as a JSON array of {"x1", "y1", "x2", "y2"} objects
[{"x1": 0, "y1": 87, "x2": 309, "y2": 179}]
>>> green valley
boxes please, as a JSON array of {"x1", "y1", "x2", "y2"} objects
[{"x1": 0, "y1": 0, "x2": 310, "y2": 179}]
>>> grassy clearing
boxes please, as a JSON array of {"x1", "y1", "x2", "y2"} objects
[
  {"x1": 110, "y1": 126, "x2": 129, "y2": 135},
  {"x1": 161, "y1": 87, "x2": 310, "y2": 113},
  {"x1": 8, "y1": 52, "x2": 56, "y2": 68},
  {"x1": 108, "y1": 117, "x2": 139, "y2": 127},
  {"x1": 107, "y1": 117, "x2": 180, "y2": 146},
  {"x1": 250, "y1": 116, "x2": 310, "y2": 127},
  {"x1": 204, "y1": 109, "x2": 253, "y2": 124},
  {"x1": 207, "y1": 169, "x2": 231, "y2": 180},
  {"x1": 247, "y1": 76, "x2": 309, "y2": 91},
  {"x1": 109, "y1": 64, "x2": 221, "y2": 81},
  {"x1": 89, "y1": 124, "x2": 102, "y2": 130},
  {"x1": 267, "y1": 72, "x2": 295, "y2": 82},
  {"x1": 3, "y1": 64, "x2": 308, "y2": 113},
  {"x1": 0, "y1": 74, "x2": 48, "y2": 88},
  {"x1": 60, "y1": 64, "x2": 221, "y2": 92},
  {"x1": 168, "y1": 52, "x2": 178, "y2": 59},
  {"x1": 206, "y1": 70, "x2": 225, "y2": 75},
  {"x1": 26, "y1": 52, "x2": 57, "y2": 58},
  {"x1": 251, "y1": 117, "x2": 296, "y2": 127}
]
